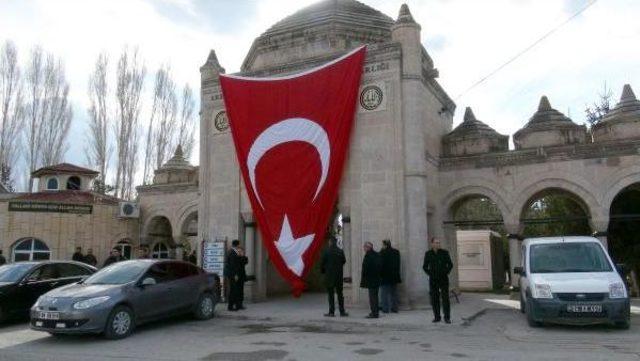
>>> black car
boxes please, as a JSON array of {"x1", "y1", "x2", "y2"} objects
[{"x1": 0, "y1": 261, "x2": 96, "y2": 322}]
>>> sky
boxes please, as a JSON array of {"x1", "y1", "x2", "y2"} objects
[{"x1": 0, "y1": 0, "x2": 639, "y2": 189}]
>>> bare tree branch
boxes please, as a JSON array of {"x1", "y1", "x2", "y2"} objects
[
  {"x1": 0, "y1": 40, "x2": 24, "y2": 190},
  {"x1": 86, "y1": 53, "x2": 111, "y2": 190},
  {"x1": 177, "y1": 83, "x2": 195, "y2": 160},
  {"x1": 113, "y1": 46, "x2": 145, "y2": 200}
]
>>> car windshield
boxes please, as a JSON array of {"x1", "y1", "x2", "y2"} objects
[
  {"x1": 0, "y1": 263, "x2": 34, "y2": 283},
  {"x1": 84, "y1": 261, "x2": 148, "y2": 285},
  {"x1": 530, "y1": 242, "x2": 613, "y2": 273}
]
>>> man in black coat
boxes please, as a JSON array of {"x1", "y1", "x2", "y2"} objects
[
  {"x1": 321, "y1": 236, "x2": 348, "y2": 317},
  {"x1": 72, "y1": 247, "x2": 84, "y2": 262},
  {"x1": 84, "y1": 248, "x2": 98, "y2": 267},
  {"x1": 379, "y1": 239, "x2": 401, "y2": 313},
  {"x1": 422, "y1": 237, "x2": 454, "y2": 323},
  {"x1": 103, "y1": 248, "x2": 124, "y2": 268},
  {"x1": 0, "y1": 250, "x2": 6, "y2": 265},
  {"x1": 225, "y1": 240, "x2": 248, "y2": 311},
  {"x1": 360, "y1": 241, "x2": 381, "y2": 318}
]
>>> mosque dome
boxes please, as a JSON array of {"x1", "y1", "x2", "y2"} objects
[
  {"x1": 592, "y1": 84, "x2": 640, "y2": 142},
  {"x1": 442, "y1": 107, "x2": 509, "y2": 156},
  {"x1": 513, "y1": 96, "x2": 587, "y2": 149},
  {"x1": 241, "y1": 0, "x2": 394, "y2": 72}
]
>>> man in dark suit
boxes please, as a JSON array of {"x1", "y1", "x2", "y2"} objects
[
  {"x1": 0, "y1": 250, "x2": 6, "y2": 265},
  {"x1": 360, "y1": 241, "x2": 381, "y2": 319},
  {"x1": 423, "y1": 237, "x2": 454, "y2": 323},
  {"x1": 321, "y1": 236, "x2": 348, "y2": 317},
  {"x1": 380, "y1": 239, "x2": 401, "y2": 313},
  {"x1": 72, "y1": 247, "x2": 84, "y2": 262},
  {"x1": 225, "y1": 240, "x2": 248, "y2": 311}
]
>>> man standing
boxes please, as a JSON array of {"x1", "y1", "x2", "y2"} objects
[
  {"x1": 84, "y1": 248, "x2": 98, "y2": 267},
  {"x1": 188, "y1": 250, "x2": 198, "y2": 265},
  {"x1": 423, "y1": 237, "x2": 454, "y2": 324},
  {"x1": 137, "y1": 246, "x2": 150, "y2": 259},
  {"x1": 225, "y1": 240, "x2": 248, "y2": 311},
  {"x1": 103, "y1": 248, "x2": 124, "y2": 268},
  {"x1": 72, "y1": 247, "x2": 84, "y2": 262},
  {"x1": 321, "y1": 236, "x2": 348, "y2": 317},
  {"x1": 380, "y1": 239, "x2": 401, "y2": 313},
  {"x1": 0, "y1": 250, "x2": 6, "y2": 265},
  {"x1": 360, "y1": 241, "x2": 381, "y2": 319}
]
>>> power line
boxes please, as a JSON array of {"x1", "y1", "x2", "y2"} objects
[{"x1": 454, "y1": 0, "x2": 598, "y2": 101}]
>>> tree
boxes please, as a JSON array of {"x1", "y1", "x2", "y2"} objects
[
  {"x1": 24, "y1": 46, "x2": 72, "y2": 191},
  {"x1": 177, "y1": 84, "x2": 196, "y2": 160},
  {"x1": 585, "y1": 83, "x2": 612, "y2": 127},
  {"x1": 86, "y1": 53, "x2": 111, "y2": 187},
  {"x1": 113, "y1": 47, "x2": 145, "y2": 200},
  {"x1": 0, "y1": 41, "x2": 23, "y2": 190},
  {"x1": 142, "y1": 65, "x2": 176, "y2": 184}
]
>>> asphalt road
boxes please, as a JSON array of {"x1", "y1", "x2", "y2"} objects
[{"x1": 0, "y1": 299, "x2": 638, "y2": 361}]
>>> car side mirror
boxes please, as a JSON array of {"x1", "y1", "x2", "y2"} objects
[
  {"x1": 513, "y1": 266, "x2": 525, "y2": 276},
  {"x1": 140, "y1": 277, "x2": 156, "y2": 287}
]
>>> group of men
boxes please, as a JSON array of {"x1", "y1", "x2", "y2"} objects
[
  {"x1": 224, "y1": 240, "x2": 248, "y2": 312},
  {"x1": 321, "y1": 236, "x2": 453, "y2": 323},
  {"x1": 72, "y1": 246, "x2": 200, "y2": 269},
  {"x1": 71, "y1": 247, "x2": 99, "y2": 267}
]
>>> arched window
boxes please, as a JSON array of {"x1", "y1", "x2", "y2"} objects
[
  {"x1": 13, "y1": 238, "x2": 51, "y2": 262},
  {"x1": 152, "y1": 243, "x2": 170, "y2": 259},
  {"x1": 114, "y1": 240, "x2": 132, "y2": 260},
  {"x1": 66, "y1": 176, "x2": 81, "y2": 190},
  {"x1": 46, "y1": 177, "x2": 59, "y2": 190}
]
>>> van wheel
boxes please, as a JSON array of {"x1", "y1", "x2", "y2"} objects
[
  {"x1": 193, "y1": 293, "x2": 215, "y2": 320},
  {"x1": 615, "y1": 319, "x2": 630, "y2": 330},
  {"x1": 104, "y1": 306, "x2": 135, "y2": 339},
  {"x1": 526, "y1": 300, "x2": 542, "y2": 327}
]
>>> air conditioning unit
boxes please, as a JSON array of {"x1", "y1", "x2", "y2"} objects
[{"x1": 118, "y1": 202, "x2": 140, "y2": 218}]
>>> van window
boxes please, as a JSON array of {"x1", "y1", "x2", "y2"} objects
[{"x1": 530, "y1": 242, "x2": 612, "y2": 273}]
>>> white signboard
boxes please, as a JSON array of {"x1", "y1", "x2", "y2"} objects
[{"x1": 202, "y1": 240, "x2": 226, "y2": 275}]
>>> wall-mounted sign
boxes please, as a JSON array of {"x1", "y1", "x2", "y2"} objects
[
  {"x1": 214, "y1": 111, "x2": 229, "y2": 132},
  {"x1": 202, "y1": 239, "x2": 226, "y2": 275},
  {"x1": 9, "y1": 202, "x2": 93, "y2": 214},
  {"x1": 359, "y1": 82, "x2": 387, "y2": 113}
]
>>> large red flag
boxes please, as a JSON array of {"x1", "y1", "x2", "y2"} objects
[{"x1": 220, "y1": 47, "x2": 366, "y2": 296}]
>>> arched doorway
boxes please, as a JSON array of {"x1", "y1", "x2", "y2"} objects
[
  {"x1": 180, "y1": 211, "x2": 198, "y2": 257},
  {"x1": 608, "y1": 183, "x2": 640, "y2": 294},
  {"x1": 521, "y1": 189, "x2": 591, "y2": 237},
  {"x1": 146, "y1": 216, "x2": 173, "y2": 258},
  {"x1": 152, "y1": 242, "x2": 170, "y2": 259},
  {"x1": 13, "y1": 238, "x2": 51, "y2": 262},
  {"x1": 448, "y1": 195, "x2": 507, "y2": 290}
]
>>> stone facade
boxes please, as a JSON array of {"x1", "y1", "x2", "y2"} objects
[{"x1": 0, "y1": 164, "x2": 138, "y2": 265}]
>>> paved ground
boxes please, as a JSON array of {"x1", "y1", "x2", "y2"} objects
[{"x1": 0, "y1": 293, "x2": 638, "y2": 361}]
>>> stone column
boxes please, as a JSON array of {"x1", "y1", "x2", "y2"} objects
[
  {"x1": 392, "y1": 3, "x2": 429, "y2": 305},
  {"x1": 341, "y1": 214, "x2": 353, "y2": 304},
  {"x1": 443, "y1": 223, "x2": 459, "y2": 290},
  {"x1": 590, "y1": 219, "x2": 609, "y2": 250},
  {"x1": 505, "y1": 223, "x2": 523, "y2": 289}
]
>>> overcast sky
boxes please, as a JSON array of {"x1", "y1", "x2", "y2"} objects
[{"x1": 1, "y1": 0, "x2": 639, "y2": 187}]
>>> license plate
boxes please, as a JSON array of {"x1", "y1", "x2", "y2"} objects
[
  {"x1": 567, "y1": 304, "x2": 602, "y2": 313},
  {"x1": 38, "y1": 311, "x2": 60, "y2": 320}
]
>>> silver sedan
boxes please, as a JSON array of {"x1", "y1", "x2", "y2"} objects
[{"x1": 30, "y1": 260, "x2": 220, "y2": 339}]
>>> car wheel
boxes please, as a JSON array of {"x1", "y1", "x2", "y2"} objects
[
  {"x1": 193, "y1": 293, "x2": 215, "y2": 320},
  {"x1": 104, "y1": 305, "x2": 135, "y2": 339},
  {"x1": 526, "y1": 298, "x2": 542, "y2": 327}
]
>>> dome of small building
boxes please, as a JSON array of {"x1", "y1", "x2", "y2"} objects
[
  {"x1": 513, "y1": 96, "x2": 587, "y2": 149},
  {"x1": 241, "y1": 0, "x2": 394, "y2": 72},
  {"x1": 592, "y1": 84, "x2": 640, "y2": 142},
  {"x1": 153, "y1": 145, "x2": 196, "y2": 185},
  {"x1": 442, "y1": 107, "x2": 509, "y2": 156}
]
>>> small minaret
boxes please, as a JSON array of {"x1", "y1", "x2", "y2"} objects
[
  {"x1": 200, "y1": 49, "x2": 225, "y2": 83},
  {"x1": 391, "y1": 4, "x2": 422, "y2": 77}
]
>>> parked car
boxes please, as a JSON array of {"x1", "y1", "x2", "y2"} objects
[
  {"x1": 0, "y1": 261, "x2": 97, "y2": 322},
  {"x1": 30, "y1": 260, "x2": 220, "y2": 339},
  {"x1": 515, "y1": 236, "x2": 631, "y2": 329}
]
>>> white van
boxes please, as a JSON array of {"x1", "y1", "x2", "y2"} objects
[{"x1": 515, "y1": 236, "x2": 630, "y2": 329}]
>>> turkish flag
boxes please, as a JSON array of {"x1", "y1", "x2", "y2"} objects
[{"x1": 220, "y1": 47, "x2": 366, "y2": 296}]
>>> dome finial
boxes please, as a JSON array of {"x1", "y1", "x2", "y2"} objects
[
  {"x1": 201, "y1": 49, "x2": 225, "y2": 73},
  {"x1": 396, "y1": 3, "x2": 416, "y2": 24},
  {"x1": 538, "y1": 96, "x2": 552, "y2": 111},
  {"x1": 463, "y1": 107, "x2": 477, "y2": 122},
  {"x1": 621, "y1": 84, "x2": 637, "y2": 102},
  {"x1": 174, "y1": 144, "x2": 184, "y2": 159}
]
